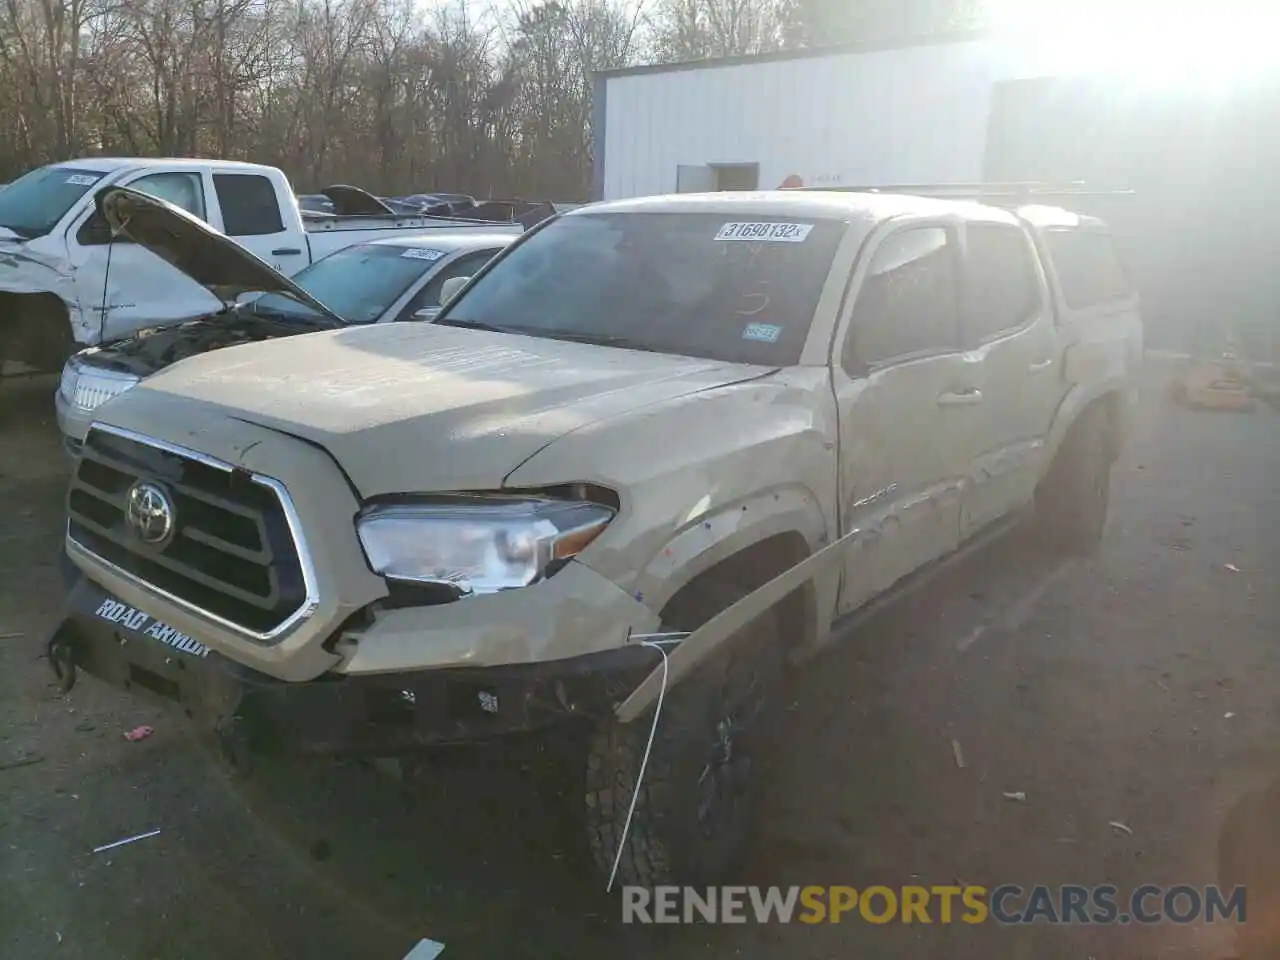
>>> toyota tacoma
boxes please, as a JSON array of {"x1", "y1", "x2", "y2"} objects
[{"x1": 50, "y1": 188, "x2": 1142, "y2": 887}]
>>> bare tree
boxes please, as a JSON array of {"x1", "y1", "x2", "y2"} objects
[
  {"x1": 647, "y1": 0, "x2": 785, "y2": 60},
  {"x1": 0, "y1": 0, "x2": 967, "y2": 193}
]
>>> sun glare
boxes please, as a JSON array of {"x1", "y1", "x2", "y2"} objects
[{"x1": 990, "y1": 0, "x2": 1280, "y2": 88}]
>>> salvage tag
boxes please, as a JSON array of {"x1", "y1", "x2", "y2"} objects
[
  {"x1": 92, "y1": 596, "x2": 211, "y2": 658},
  {"x1": 64, "y1": 174, "x2": 101, "y2": 186},
  {"x1": 716, "y1": 222, "x2": 813, "y2": 243},
  {"x1": 401, "y1": 248, "x2": 445, "y2": 261}
]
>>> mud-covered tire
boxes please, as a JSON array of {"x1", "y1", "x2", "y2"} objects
[
  {"x1": 585, "y1": 586, "x2": 785, "y2": 889},
  {"x1": 1034, "y1": 403, "x2": 1113, "y2": 554}
]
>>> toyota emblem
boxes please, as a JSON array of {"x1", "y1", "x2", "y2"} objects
[{"x1": 125, "y1": 481, "x2": 175, "y2": 545}]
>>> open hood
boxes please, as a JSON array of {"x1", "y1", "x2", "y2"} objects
[
  {"x1": 94, "y1": 185, "x2": 344, "y2": 325},
  {"x1": 320, "y1": 184, "x2": 395, "y2": 216}
]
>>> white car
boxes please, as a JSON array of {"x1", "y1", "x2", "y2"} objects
[{"x1": 57, "y1": 188, "x2": 514, "y2": 454}]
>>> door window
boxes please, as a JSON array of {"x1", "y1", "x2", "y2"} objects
[
  {"x1": 213, "y1": 173, "x2": 285, "y2": 236},
  {"x1": 1043, "y1": 228, "x2": 1132, "y2": 308},
  {"x1": 130, "y1": 172, "x2": 206, "y2": 220},
  {"x1": 76, "y1": 171, "x2": 207, "y2": 246},
  {"x1": 404, "y1": 250, "x2": 500, "y2": 317},
  {"x1": 962, "y1": 223, "x2": 1043, "y2": 344},
  {"x1": 844, "y1": 226, "x2": 959, "y2": 371}
]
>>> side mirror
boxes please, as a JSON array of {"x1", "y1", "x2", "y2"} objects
[
  {"x1": 439, "y1": 275, "x2": 471, "y2": 305},
  {"x1": 412, "y1": 306, "x2": 442, "y2": 322}
]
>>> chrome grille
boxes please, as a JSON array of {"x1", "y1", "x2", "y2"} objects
[{"x1": 67, "y1": 425, "x2": 312, "y2": 640}]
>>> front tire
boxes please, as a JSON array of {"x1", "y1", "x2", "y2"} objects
[
  {"x1": 1034, "y1": 403, "x2": 1113, "y2": 554},
  {"x1": 585, "y1": 593, "x2": 784, "y2": 889}
]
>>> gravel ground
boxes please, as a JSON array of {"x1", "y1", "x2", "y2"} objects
[{"x1": 1, "y1": 360, "x2": 1277, "y2": 960}]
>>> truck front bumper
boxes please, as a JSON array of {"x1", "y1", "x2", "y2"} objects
[{"x1": 50, "y1": 576, "x2": 663, "y2": 760}]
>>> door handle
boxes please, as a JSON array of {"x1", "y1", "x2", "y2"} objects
[
  {"x1": 1027, "y1": 358, "x2": 1054, "y2": 373},
  {"x1": 937, "y1": 388, "x2": 983, "y2": 407},
  {"x1": 271, "y1": 247, "x2": 302, "y2": 256}
]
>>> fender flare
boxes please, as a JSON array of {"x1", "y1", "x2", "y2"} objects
[
  {"x1": 1043, "y1": 376, "x2": 1127, "y2": 468},
  {"x1": 629, "y1": 485, "x2": 829, "y2": 619},
  {"x1": 617, "y1": 520, "x2": 852, "y2": 723}
]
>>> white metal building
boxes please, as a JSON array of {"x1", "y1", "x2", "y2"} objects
[{"x1": 592, "y1": 33, "x2": 1095, "y2": 201}]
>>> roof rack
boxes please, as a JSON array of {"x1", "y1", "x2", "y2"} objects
[{"x1": 792, "y1": 181, "x2": 1135, "y2": 205}]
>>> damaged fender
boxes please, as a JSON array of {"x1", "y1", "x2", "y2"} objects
[
  {"x1": 0, "y1": 240, "x2": 85, "y2": 339},
  {"x1": 616, "y1": 523, "x2": 855, "y2": 723}
]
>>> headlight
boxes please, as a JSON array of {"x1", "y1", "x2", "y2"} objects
[
  {"x1": 58, "y1": 359, "x2": 80, "y2": 401},
  {"x1": 66, "y1": 365, "x2": 141, "y2": 414},
  {"x1": 356, "y1": 496, "x2": 615, "y2": 594}
]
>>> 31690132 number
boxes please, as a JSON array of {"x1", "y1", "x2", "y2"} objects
[{"x1": 715, "y1": 222, "x2": 814, "y2": 243}]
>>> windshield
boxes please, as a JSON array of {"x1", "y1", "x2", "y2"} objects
[
  {"x1": 251, "y1": 243, "x2": 448, "y2": 324},
  {"x1": 439, "y1": 212, "x2": 845, "y2": 365},
  {"x1": 0, "y1": 165, "x2": 108, "y2": 239}
]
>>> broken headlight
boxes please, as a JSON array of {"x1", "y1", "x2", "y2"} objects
[
  {"x1": 60, "y1": 357, "x2": 140, "y2": 414},
  {"x1": 356, "y1": 497, "x2": 615, "y2": 595}
]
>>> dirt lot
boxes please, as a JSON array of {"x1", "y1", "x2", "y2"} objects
[{"x1": 2, "y1": 362, "x2": 1277, "y2": 960}]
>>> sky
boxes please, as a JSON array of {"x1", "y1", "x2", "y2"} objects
[
  {"x1": 417, "y1": 0, "x2": 1280, "y2": 82},
  {"x1": 991, "y1": 0, "x2": 1280, "y2": 87}
]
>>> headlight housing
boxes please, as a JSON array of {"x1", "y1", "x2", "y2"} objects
[
  {"x1": 58, "y1": 357, "x2": 80, "y2": 401},
  {"x1": 356, "y1": 496, "x2": 615, "y2": 595},
  {"x1": 60, "y1": 358, "x2": 140, "y2": 414}
]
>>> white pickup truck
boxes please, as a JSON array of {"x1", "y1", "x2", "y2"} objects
[{"x1": 0, "y1": 158, "x2": 524, "y2": 373}]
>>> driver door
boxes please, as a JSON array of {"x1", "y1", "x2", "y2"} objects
[
  {"x1": 66, "y1": 168, "x2": 222, "y2": 343},
  {"x1": 831, "y1": 222, "x2": 979, "y2": 617}
]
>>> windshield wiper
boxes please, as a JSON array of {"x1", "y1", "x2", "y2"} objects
[
  {"x1": 434, "y1": 318, "x2": 658, "y2": 353},
  {"x1": 530, "y1": 328, "x2": 659, "y2": 352},
  {"x1": 433, "y1": 317, "x2": 522, "y2": 334}
]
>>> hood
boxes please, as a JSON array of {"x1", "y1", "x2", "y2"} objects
[
  {"x1": 95, "y1": 185, "x2": 343, "y2": 325},
  {"x1": 115, "y1": 322, "x2": 776, "y2": 496}
]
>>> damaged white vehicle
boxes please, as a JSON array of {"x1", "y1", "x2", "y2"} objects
[{"x1": 0, "y1": 158, "x2": 525, "y2": 376}]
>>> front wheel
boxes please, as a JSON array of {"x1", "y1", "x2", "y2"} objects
[{"x1": 584, "y1": 602, "x2": 784, "y2": 889}]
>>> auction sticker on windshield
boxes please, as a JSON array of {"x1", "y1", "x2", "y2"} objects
[
  {"x1": 401, "y1": 248, "x2": 446, "y2": 261},
  {"x1": 716, "y1": 222, "x2": 814, "y2": 243},
  {"x1": 64, "y1": 174, "x2": 101, "y2": 186},
  {"x1": 743, "y1": 323, "x2": 783, "y2": 343}
]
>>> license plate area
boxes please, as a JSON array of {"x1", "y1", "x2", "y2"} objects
[{"x1": 83, "y1": 592, "x2": 212, "y2": 660}]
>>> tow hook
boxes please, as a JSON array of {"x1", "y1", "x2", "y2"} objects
[{"x1": 47, "y1": 625, "x2": 78, "y2": 693}]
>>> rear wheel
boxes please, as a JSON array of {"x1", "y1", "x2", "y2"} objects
[
  {"x1": 585, "y1": 583, "x2": 785, "y2": 889},
  {"x1": 1034, "y1": 403, "x2": 1113, "y2": 554}
]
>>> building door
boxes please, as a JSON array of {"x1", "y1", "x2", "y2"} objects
[
  {"x1": 675, "y1": 163, "x2": 760, "y2": 193},
  {"x1": 676, "y1": 165, "x2": 716, "y2": 193},
  {"x1": 711, "y1": 163, "x2": 759, "y2": 191}
]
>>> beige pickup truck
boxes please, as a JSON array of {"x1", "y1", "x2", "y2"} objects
[{"x1": 50, "y1": 188, "x2": 1142, "y2": 888}]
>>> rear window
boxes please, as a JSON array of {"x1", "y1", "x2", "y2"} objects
[
  {"x1": 438, "y1": 212, "x2": 845, "y2": 366},
  {"x1": 1043, "y1": 228, "x2": 1132, "y2": 309},
  {"x1": 214, "y1": 174, "x2": 284, "y2": 236}
]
